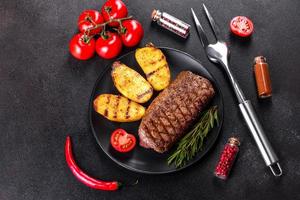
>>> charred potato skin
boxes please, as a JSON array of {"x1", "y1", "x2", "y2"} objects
[
  {"x1": 111, "y1": 61, "x2": 153, "y2": 103},
  {"x1": 93, "y1": 94, "x2": 145, "y2": 122},
  {"x1": 135, "y1": 43, "x2": 171, "y2": 91}
]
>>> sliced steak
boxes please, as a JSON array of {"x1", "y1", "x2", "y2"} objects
[{"x1": 138, "y1": 71, "x2": 215, "y2": 153}]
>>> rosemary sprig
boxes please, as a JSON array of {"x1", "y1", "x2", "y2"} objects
[{"x1": 167, "y1": 106, "x2": 219, "y2": 168}]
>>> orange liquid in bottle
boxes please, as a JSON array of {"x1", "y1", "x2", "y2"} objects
[{"x1": 254, "y1": 56, "x2": 272, "y2": 98}]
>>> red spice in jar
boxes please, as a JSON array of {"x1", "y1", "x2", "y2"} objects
[{"x1": 214, "y1": 137, "x2": 240, "y2": 180}]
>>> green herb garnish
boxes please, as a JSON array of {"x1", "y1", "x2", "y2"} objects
[{"x1": 167, "y1": 106, "x2": 219, "y2": 168}]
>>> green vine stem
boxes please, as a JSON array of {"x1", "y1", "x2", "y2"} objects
[
  {"x1": 84, "y1": 15, "x2": 133, "y2": 36},
  {"x1": 82, "y1": 33, "x2": 94, "y2": 44}
]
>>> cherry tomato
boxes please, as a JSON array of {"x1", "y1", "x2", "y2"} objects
[
  {"x1": 110, "y1": 129, "x2": 136, "y2": 153},
  {"x1": 230, "y1": 16, "x2": 254, "y2": 37},
  {"x1": 95, "y1": 32, "x2": 122, "y2": 59},
  {"x1": 78, "y1": 10, "x2": 104, "y2": 35},
  {"x1": 101, "y1": 0, "x2": 128, "y2": 27},
  {"x1": 119, "y1": 20, "x2": 144, "y2": 47},
  {"x1": 69, "y1": 33, "x2": 95, "y2": 60}
]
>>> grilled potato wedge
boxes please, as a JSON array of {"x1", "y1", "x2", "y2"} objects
[
  {"x1": 111, "y1": 61, "x2": 153, "y2": 103},
  {"x1": 93, "y1": 94, "x2": 145, "y2": 122},
  {"x1": 135, "y1": 43, "x2": 171, "y2": 91}
]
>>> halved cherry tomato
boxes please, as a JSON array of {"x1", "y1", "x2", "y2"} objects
[
  {"x1": 119, "y1": 20, "x2": 144, "y2": 47},
  {"x1": 78, "y1": 10, "x2": 104, "y2": 35},
  {"x1": 230, "y1": 16, "x2": 254, "y2": 37},
  {"x1": 95, "y1": 32, "x2": 122, "y2": 59},
  {"x1": 101, "y1": 0, "x2": 128, "y2": 27},
  {"x1": 69, "y1": 33, "x2": 95, "y2": 60},
  {"x1": 110, "y1": 129, "x2": 136, "y2": 153}
]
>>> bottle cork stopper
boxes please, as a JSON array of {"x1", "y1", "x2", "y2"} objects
[
  {"x1": 254, "y1": 56, "x2": 267, "y2": 64},
  {"x1": 228, "y1": 137, "x2": 240, "y2": 146},
  {"x1": 151, "y1": 9, "x2": 158, "y2": 21}
]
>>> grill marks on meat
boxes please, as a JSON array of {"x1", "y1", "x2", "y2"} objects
[{"x1": 138, "y1": 71, "x2": 215, "y2": 153}]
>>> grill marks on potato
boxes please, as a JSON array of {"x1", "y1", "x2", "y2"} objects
[
  {"x1": 104, "y1": 109, "x2": 108, "y2": 117},
  {"x1": 137, "y1": 89, "x2": 153, "y2": 100},
  {"x1": 93, "y1": 94, "x2": 145, "y2": 122},
  {"x1": 104, "y1": 95, "x2": 110, "y2": 117},
  {"x1": 111, "y1": 61, "x2": 153, "y2": 104},
  {"x1": 135, "y1": 45, "x2": 171, "y2": 91},
  {"x1": 145, "y1": 64, "x2": 168, "y2": 78},
  {"x1": 113, "y1": 95, "x2": 121, "y2": 119},
  {"x1": 146, "y1": 55, "x2": 166, "y2": 76},
  {"x1": 150, "y1": 54, "x2": 165, "y2": 64},
  {"x1": 125, "y1": 98, "x2": 131, "y2": 119}
]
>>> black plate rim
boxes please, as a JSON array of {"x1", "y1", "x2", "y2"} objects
[{"x1": 89, "y1": 47, "x2": 224, "y2": 174}]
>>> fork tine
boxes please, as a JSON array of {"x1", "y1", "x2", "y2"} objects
[
  {"x1": 202, "y1": 4, "x2": 222, "y2": 41},
  {"x1": 191, "y1": 8, "x2": 209, "y2": 48}
]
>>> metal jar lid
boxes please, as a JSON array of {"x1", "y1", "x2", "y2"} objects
[
  {"x1": 254, "y1": 56, "x2": 267, "y2": 64},
  {"x1": 151, "y1": 9, "x2": 162, "y2": 21},
  {"x1": 228, "y1": 137, "x2": 240, "y2": 146}
]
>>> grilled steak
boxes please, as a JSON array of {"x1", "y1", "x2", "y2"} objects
[{"x1": 138, "y1": 71, "x2": 215, "y2": 153}]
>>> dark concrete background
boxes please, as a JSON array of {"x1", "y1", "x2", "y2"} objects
[{"x1": 1, "y1": 0, "x2": 299, "y2": 199}]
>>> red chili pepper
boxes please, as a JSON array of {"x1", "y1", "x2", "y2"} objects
[{"x1": 65, "y1": 136, "x2": 121, "y2": 191}]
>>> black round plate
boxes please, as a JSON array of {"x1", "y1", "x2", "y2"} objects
[{"x1": 89, "y1": 47, "x2": 223, "y2": 174}]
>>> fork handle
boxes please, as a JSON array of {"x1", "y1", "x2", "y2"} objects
[
  {"x1": 222, "y1": 61, "x2": 282, "y2": 176},
  {"x1": 221, "y1": 60, "x2": 246, "y2": 103},
  {"x1": 239, "y1": 100, "x2": 282, "y2": 176}
]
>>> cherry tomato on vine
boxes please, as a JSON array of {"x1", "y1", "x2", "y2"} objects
[
  {"x1": 69, "y1": 33, "x2": 95, "y2": 60},
  {"x1": 110, "y1": 129, "x2": 136, "y2": 153},
  {"x1": 119, "y1": 20, "x2": 144, "y2": 47},
  {"x1": 230, "y1": 16, "x2": 254, "y2": 37},
  {"x1": 78, "y1": 10, "x2": 104, "y2": 35},
  {"x1": 95, "y1": 32, "x2": 122, "y2": 59},
  {"x1": 101, "y1": 0, "x2": 128, "y2": 27}
]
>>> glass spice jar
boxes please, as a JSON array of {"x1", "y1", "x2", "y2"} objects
[
  {"x1": 253, "y1": 56, "x2": 272, "y2": 98},
  {"x1": 151, "y1": 9, "x2": 190, "y2": 38},
  {"x1": 214, "y1": 137, "x2": 240, "y2": 180}
]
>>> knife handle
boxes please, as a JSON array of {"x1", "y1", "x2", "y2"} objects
[{"x1": 239, "y1": 100, "x2": 282, "y2": 176}]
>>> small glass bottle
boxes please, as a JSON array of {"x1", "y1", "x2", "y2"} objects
[
  {"x1": 151, "y1": 9, "x2": 190, "y2": 38},
  {"x1": 214, "y1": 137, "x2": 240, "y2": 180},
  {"x1": 253, "y1": 56, "x2": 272, "y2": 98}
]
